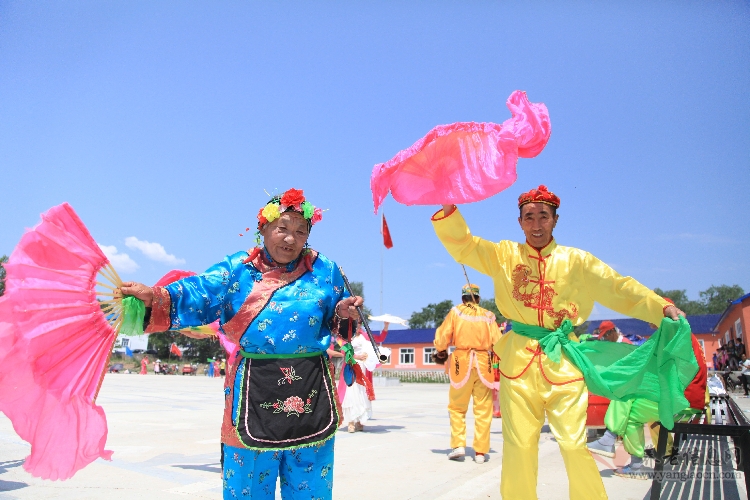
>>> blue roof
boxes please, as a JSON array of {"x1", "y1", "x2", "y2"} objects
[
  {"x1": 374, "y1": 313, "x2": 723, "y2": 346},
  {"x1": 376, "y1": 328, "x2": 436, "y2": 345},
  {"x1": 586, "y1": 314, "x2": 721, "y2": 337},
  {"x1": 689, "y1": 314, "x2": 722, "y2": 334}
]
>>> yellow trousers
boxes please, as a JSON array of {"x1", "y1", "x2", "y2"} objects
[
  {"x1": 448, "y1": 369, "x2": 493, "y2": 453},
  {"x1": 497, "y1": 334, "x2": 607, "y2": 499}
]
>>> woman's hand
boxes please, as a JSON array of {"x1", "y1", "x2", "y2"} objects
[
  {"x1": 336, "y1": 296, "x2": 364, "y2": 319},
  {"x1": 354, "y1": 352, "x2": 368, "y2": 361},
  {"x1": 120, "y1": 282, "x2": 154, "y2": 307}
]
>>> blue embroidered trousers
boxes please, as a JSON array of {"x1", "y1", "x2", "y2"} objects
[{"x1": 222, "y1": 438, "x2": 334, "y2": 499}]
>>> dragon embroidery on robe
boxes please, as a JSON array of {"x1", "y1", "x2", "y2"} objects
[{"x1": 511, "y1": 264, "x2": 577, "y2": 328}]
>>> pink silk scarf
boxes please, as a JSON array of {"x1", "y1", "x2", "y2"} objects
[{"x1": 371, "y1": 90, "x2": 551, "y2": 212}]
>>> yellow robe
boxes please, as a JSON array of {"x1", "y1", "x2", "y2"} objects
[
  {"x1": 434, "y1": 304, "x2": 502, "y2": 453},
  {"x1": 432, "y1": 208, "x2": 668, "y2": 499}
]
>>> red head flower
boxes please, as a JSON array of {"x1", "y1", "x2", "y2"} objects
[
  {"x1": 257, "y1": 208, "x2": 268, "y2": 227},
  {"x1": 280, "y1": 188, "x2": 305, "y2": 209}
]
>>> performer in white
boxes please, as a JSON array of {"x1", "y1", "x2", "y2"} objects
[{"x1": 342, "y1": 328, "x2": 378, "y2": 432}]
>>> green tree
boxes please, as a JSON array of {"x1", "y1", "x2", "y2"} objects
[
  {"x1": 652, "y1": 288, "x2": 706, "y2": 315},
  {"x1": 348, "y1": 281, "x2": 373, "y2": 318},
  {"x1": 654, "y1": 285, "x2": 745, "y2": 315},
  {"x1": 0, "y1": 255, "x2": 7, "y2": 297},
  {"x1": 409, "y1": 300, "x2": 454, "y2": 329},
  {"x1": 574, "y1": 321, "x2": 590, "y2": 337},
  {"x1": 147, "y1": 331, "x2": 225, "y2": 361},
  {"x1": 478, "y1": 298, "x2": 507, "y2": 325},
  {"x1": 700, "y1": 284, "x2": 745, "y2": 314}
]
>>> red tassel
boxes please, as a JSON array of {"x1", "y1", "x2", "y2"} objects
[{"x1": 243, "y1": 247, "x2": 261, "y2": 264}]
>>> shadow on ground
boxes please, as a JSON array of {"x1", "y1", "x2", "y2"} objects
[
  {"x1": 0, "y1": 480, "x2": 27, "y2": 492},
  {"x1": 172, "y1": 463, "x2": 221, "y2": 474},
  {"x1": 0, "y1": 461, "x2": 24, "y2": 475},
  {"x1": 429, "y1": 448, "x2": 498, "y2": 456},
  {"x1": 355, "y1": 425, "x2": 404, "y2": 433}
]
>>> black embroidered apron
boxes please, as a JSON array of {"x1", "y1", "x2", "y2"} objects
[{"x1": 234, "y1": 351, "x2": 339, "y2": 449}]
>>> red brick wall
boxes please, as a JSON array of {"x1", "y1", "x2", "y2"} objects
[{"x1": 715, "y1": 298, "x2": 749, "y2": 359}]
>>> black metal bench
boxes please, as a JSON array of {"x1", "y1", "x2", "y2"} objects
[{"x1": 650, "y1": 395, "x2": 750, "y2": 499}]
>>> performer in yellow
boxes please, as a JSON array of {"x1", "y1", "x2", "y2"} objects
[
  {"x1": 434, "y1": 284, "x2": 502, "y2": 464},
  {"x1": 431, "y1": 185, "x2": 688, "y2": 499}
]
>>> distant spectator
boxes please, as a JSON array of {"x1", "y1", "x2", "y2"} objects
[
  {"x1": 720, "y1": 348, "x2": 729, "y2": 371},
  {"x1": 728, "y1": 341, "x2": 739, "y2": 370},
  {"x1": 712, "y1": 352, "x2": 719, "y2": 371},
  {"x1": 598, "y1": 321, "x2": 633, "y2": 344},
  {"x1": 741, "y1": 354, "x2": 750, "y2": 397},
  {"x1": 736, "y1": 339, "x2": 745, "y2": 362}
]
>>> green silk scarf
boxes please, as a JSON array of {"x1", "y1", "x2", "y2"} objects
[{"x1": 511, "y1": 317, "x2": 698, "y2": 430}]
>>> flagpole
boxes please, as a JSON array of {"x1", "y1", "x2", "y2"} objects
[{"x1": 380, "y1": 213, "x2": 384, "y2": 315}]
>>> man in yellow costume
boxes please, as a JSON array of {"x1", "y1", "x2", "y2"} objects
[
  {"x1": 433, "y1": 284, "x2": 502, "y2": 464},
  {"x1": 431, "y1": 185, "x2": 689, "y2": 499}
]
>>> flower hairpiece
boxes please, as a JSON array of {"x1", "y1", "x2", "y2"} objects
[{"x1": 256, "y1": 188, "x2": 322, "y2": 229}]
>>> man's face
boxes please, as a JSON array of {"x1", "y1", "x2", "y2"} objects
[
  {"x1": 518, "y1": 203, "x2": 558, "y2": 248},
  {"x1": 260, "y1": 211, "x2": 309, "y2": 264},
  {"x1": 601, "y1": 329, "x2": 618, "y2": 342}
]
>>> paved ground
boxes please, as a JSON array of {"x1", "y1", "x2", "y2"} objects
[{"x1": 0, "y1": 374, "x2": 734, "y2": 500}]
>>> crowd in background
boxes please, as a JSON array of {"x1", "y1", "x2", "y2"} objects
[{"x1": 713, "y1": 339, "x2": 746, "y2": 371}]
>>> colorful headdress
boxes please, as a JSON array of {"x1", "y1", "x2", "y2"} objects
[
  {"x1": 461, "y1": 283, "x2": 480, "y2": 296},
  {"x1": 518, "y1": 184, "x2": 560, "y2": 209},
  {"x1": 256, "y1": 188, "x2": 322, "y2": 230}
]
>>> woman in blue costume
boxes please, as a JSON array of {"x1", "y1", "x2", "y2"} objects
[{"x1": 120, "y1": 188, "x2": 363, "y2": 499}]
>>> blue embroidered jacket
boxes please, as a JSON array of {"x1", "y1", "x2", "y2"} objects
[{"x1": 152, "y1": 249, "x2": 349, "y2": 354}]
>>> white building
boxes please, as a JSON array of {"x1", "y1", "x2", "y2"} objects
[{"x1": 113, "y1": 333, "x2": 149, "y2": 353}]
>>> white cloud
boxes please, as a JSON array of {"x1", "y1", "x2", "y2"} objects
[
  {"x1": 99, "y1": 244, "x2": 139, "y2": 273},
  {"x1": 125, "y1": 236, "x2": 186, "y2": 265}
]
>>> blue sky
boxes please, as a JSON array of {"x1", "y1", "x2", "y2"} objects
[{"x1": 1, "y1": 2, "x2": 748, "y2": 326}]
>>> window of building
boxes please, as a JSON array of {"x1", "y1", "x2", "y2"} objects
[
  {"x1": 424, "y1": 347, "x2": 436, "y2": 364},
  {"x1": 726, "y1": 331, "x2": 730, "y2": 344},
  {"x1": 399, "y1": 348, "x2": 415, "y2": 365},
  {"x1": 736, "y1": 319, "x2": 743, "y2": 340}
]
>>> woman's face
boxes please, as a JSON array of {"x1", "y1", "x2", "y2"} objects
[{"x1": 260, "y1": 211, "x2": 309, "y2": 264}]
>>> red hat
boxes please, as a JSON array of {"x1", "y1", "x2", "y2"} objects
[
  {"x1": 663, "y1": 297, "x2": 675, "y2": 305},
  {"x1": 598, "y1": 320, "x2": 616, "y2": 335},
  {"x1": 518, "y1": 185, "x2": 560, "y2": 209}
]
